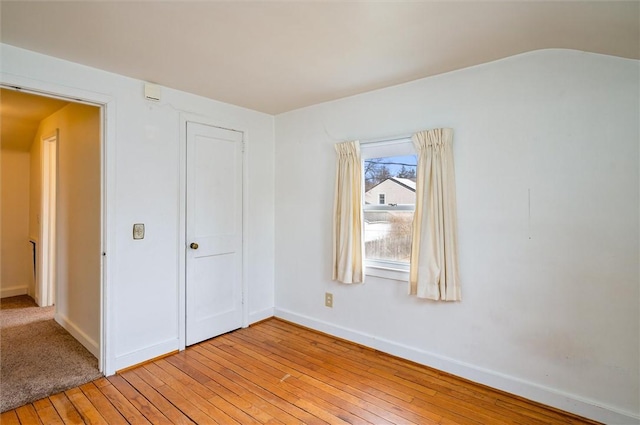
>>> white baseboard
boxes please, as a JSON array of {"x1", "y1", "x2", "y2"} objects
[
  {"x1": 275, "y1": 308, "x2": 639, "y2": 425},
  {"x1": 54, "y1": 313, "x2": 100, "y2": 358},
  {"x1": 1, "y1": 285, "x2": 28, "y2": 298},
  {"x1": 113, "y1": 338, "x2": 179, "y2": 373},
  {"x1": 249, "y1": 307, "x2": 274, "y2": 324}
]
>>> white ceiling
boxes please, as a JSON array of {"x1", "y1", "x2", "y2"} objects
[{"x1": 1, "y1": 1, "x2": 638, "y2": 115}]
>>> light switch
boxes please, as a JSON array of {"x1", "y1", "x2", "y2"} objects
[{"x1": 133, "y1": 223, "x2": 145, "y2": 240}]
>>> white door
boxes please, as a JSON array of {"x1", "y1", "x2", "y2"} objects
[
  {"x1": 40, "y1": 132, "x2": 57, "y2": 307},
  {"x1": 186, "y1": 122, "x2": 243, "y2": 346}
]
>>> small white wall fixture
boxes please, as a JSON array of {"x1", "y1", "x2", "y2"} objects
[{"x1": 39, "y1": 131, "x2": 58, "y2": 307}]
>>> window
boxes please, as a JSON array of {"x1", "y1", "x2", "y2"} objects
[{"x1": 361, "y1": 138, "x2": 417, "y2": 276}]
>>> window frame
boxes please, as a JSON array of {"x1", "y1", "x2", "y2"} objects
[{"x1": 361, "y1": 137, "x2": 416, "y2": 280}]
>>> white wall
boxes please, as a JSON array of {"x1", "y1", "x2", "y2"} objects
[
  {"x1": 0, "y1": 149, "x2": 32, "y2": 298},
  {"x1": 274, "y1": 50, "x2": 639, "y2": 423},
  {"x1": 1, "y1": 44, "x2": 275, "y2": 374}
]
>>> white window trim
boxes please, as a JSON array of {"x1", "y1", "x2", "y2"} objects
[
  {"x1": 360, "y1": 136, "x2": 414, "y2": 159},
  {"x1": 364, "y1": 204, "x2": 414, "y2": 212},
  {"x1": 365, "y1": 260, "x2": 410, "y2": 281},
  {"x1": 361, "y1": 136, "x2": 415, "y2": 281}
]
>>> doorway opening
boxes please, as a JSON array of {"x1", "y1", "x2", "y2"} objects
[{"x1": 0, "y1": 87, "x2": 104, "y2": 410}]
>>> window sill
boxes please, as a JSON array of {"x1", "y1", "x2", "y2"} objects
[{"x1": 365, "y1": 264, "x2": 409, "y2": 282}]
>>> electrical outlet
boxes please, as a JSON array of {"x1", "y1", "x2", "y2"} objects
[
  {"x1": 325, "y1": 292, "x2": 333, "y2": 308},
  {"x1": 133, "y1": 223, "x2": 145, "y2": 240}
]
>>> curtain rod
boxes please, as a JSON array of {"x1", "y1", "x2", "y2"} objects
[{"x1": 360, "y1": 134, "x2": 413, "y2": 146}]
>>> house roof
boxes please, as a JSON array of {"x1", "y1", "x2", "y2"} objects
[
  {"x1": 1, "y1": 2, "x2": 638, "y2": 114},
  {"x1": 366, "y1": 177, "x2": 416, "y2": 194},
  {"x1": 391, "y1": 178, "x2": 416, "y2": 192}
]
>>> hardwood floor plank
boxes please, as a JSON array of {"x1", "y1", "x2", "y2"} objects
[
  {"x1": 119, "y1": 370, "x2": 195, "y2": 425},
  {"x1": 297, "y1": 374, "x2": 419, "y2": 425},
  {"x1": 398, "y1": 373, "x2": 551, "y2": 425},
  {"x1": 263, "y1": 324, "x2": 524, "y2": 425},
  {"x1": 325, "y1": 330, "x2": 588, "y2": 424},
  {"x1": 274, "y1": 332, "x2": 440, "y2": 399},
  {"x1": 93, "y1": 377, "x2": 111, "y2": 389},
  {"x1": 128, "y1": 367, "x2": 215, "y2": 424},
  {"x1": 191, "y1": 344, "x2": 329, "y2": 424},
  {"x1": 178, "y1": 348, "x2": 305, "y2": 424},
  {"x1": 49, "y1": 392, "x2": 85, "y2": 425},
  {"x1": 256, "y1": 334, "x2": 373, "y2": 380},
  {"x1": 78, "y1": 382, "x2": 128, "y2": 425},
  {"x1": 275, "y1": 349, "x2": 463, "y2": 425},
  {"x1": 495, "y1": 399, "x2": 585, "y2": 424},
  {"x1": 229, "y1": 329, "x2": 426, "y2": 405},
  {"x1": 219, "y1": 335, "x2": 421, "y2": 425},
  {"x1": 106, "y1": 374, "x2": 174, "y2": 425},
  {"x1": 413, "y1": 394, "x2": 511, "y2": 425},
  {"x1": 291, "y1": 398, "x2": 353, "y2": 425},
  {"x1": 268, "y1": 322, "x2": 441, "y2": 393},
  {"x1": 2, "y1": 318, "x2": 601, "y2": 425},
  {"x1": 154, "y1": 358, "x2": 267, "y2": 424},
  {"x1": 162, "y1": 354, "x2": 285, "y2": 424},
  {"x1": 280, "y1": 374, "x2": 394, "y2": 425},
  {"x1": 15, "y1": 404, "x2": 44, "y2": 424},
  {"x1": 142, "y1": 361, "x2": 243, "y2": 424},
  {"x1": 107, "y1": 375, "x2": 173, "y2": 425},
  {"x1": 94, "y1": 379, "x2": 153, "y2": 424},
  {"x1": 268, "y1": 321, "x2": 360, "y2": 356},
  {"x1": 208, "y1": 334, "x2": 443, "y2": 425},
  {"x1": 33, "y1": 398, "x2": 65, "y2": 425},
  {"x1": 65, "y1": 387, "x2": 109, "y2": 425},
  {"x1": 200, "y1": 339, "x2": 291, "y2": 385},
  {"x1": 217, "y1": 341, "x2": 301, "y2": 379},
  {"x1": 0, "y1": 410, "x2": 21, "y2": 425}
]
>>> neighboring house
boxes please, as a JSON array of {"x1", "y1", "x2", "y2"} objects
[{"x1": 365, "y1": 177, "x2": 416, "y2": 205}]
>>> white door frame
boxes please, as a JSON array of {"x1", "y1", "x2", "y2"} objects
[
  {"x1": 0, "y1": 76, "x2": 116, "y2": 375},
  {"x1": 178, "y1": 113, "x2": 250, "y2": 351},
  {"x1": 39, "y1": 131, "x2": 58, "y2": 307}
]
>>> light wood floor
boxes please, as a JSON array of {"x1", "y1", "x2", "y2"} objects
[{"x1": 2, "y1": 318, "x2": 599, "y2": 424}]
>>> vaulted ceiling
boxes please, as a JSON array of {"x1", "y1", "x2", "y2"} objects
[{"x1": 1, "y1": 1, "x2": 638, "y2": 115}]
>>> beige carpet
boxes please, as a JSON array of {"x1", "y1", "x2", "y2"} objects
[{"x1": 0, "y1": 295, "x2": 102, "y2": 412}]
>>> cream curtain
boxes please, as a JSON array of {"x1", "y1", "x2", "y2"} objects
[
  {"x1": 332, "y1": 140, "x2": 364, "y2": 284},
  {"x1": 410, "y1": 128, "x2": 461, "y2": 300}
]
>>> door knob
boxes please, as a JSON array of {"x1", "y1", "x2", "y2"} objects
[{"x1": 190, "y1": 242, "x2": 199, "y2": 250}]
